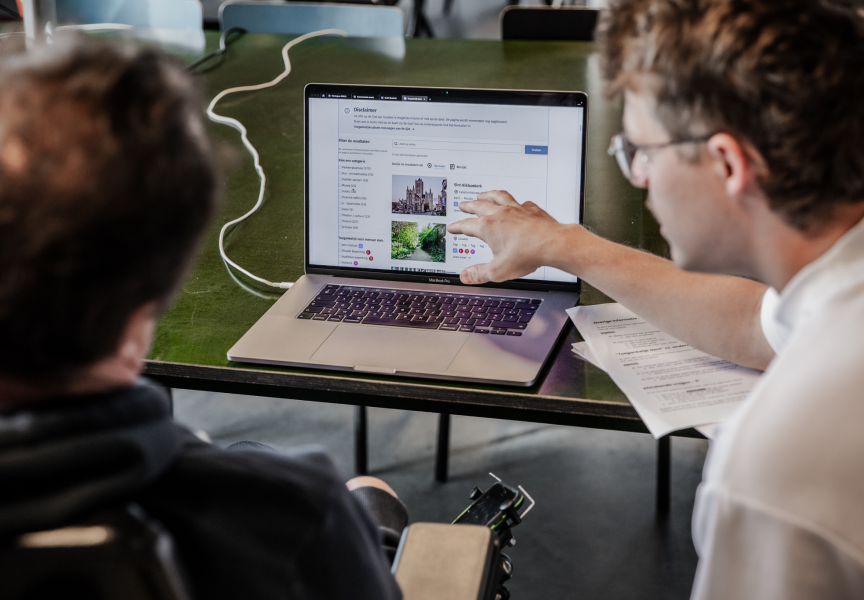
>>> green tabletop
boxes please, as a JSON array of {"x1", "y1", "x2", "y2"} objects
[{"x1": 145, "y1": 32, "x2": 674, "y2": 434}]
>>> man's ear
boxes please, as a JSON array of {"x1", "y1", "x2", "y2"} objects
[
  {"x1": 705, "y1": 133, "x2": 757, "y2": 199},
  {"x1": 117, "y1": 302, "x2": 159, "y2": 363}
]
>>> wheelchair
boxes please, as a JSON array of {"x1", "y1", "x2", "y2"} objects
[{"x1": 0, "y1": 476, "x2": 533, "y2": 600}]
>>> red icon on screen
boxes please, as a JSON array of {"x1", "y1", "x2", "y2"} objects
[
  {"x1": 369, "y1": 256, "x2": 374, "y2": 261},
  {"x1": 366, "y1": 250, "x2": 371, "y2": 255},
  {"x1": 459, "y1": 249, "x2": 463, "y2": 253}
]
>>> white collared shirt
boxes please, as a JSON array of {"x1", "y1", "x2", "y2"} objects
[{"x1": 691, "y1": 217, "x2": 864, "y2": 599}]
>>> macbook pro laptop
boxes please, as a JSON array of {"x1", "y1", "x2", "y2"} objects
[{"x1": 227, "y1": 84, "x2": 587, "y2": 386}]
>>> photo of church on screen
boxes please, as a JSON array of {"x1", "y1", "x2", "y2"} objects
[{"x1": 392, "y1": 175, "x2": 447, "y2": 217}]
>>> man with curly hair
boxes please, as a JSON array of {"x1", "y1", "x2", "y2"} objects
[{"x1": 450, "y1": 0, "x2": 864, "y2": 597}]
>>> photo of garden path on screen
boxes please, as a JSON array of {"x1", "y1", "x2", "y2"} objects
[
  {"x1": 392, "y1": 175, "x2": 447, "y2": 216},
  {"x1": 391, "y1": 222, "x2": 446, "y2": 263}
]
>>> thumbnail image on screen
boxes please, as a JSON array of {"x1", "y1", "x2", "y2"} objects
[
  {"x1": 392, "y1": 175, "x2": 447, "y2": 217},
  {"x1": 391, "y1": 221, "x2": 446, "y2": 263}
]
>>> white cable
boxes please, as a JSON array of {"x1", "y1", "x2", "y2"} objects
[{"x1": 208, "y1": 28, "x2": 347, "y2": 290}]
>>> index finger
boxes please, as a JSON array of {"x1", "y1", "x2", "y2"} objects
[
  {"x1": 476, "y1": 190, "x2": 519, "y2": 206},
  {"x1": 457, "y1": 199, "x2": 504, "y2": 218},
  {"x1": 447, "y1": 217, "x2": 484, "y2": 237}
]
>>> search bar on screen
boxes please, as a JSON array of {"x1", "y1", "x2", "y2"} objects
[{"x1": 392, "y1": 140, "x2": 521, "y2": 153}]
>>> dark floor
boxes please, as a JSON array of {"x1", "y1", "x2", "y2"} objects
[{"x1": 174, "y1": 391, "x2": 707, "y2": 600}]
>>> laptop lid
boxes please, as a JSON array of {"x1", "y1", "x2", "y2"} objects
[{"x1": 304, "y1": 84, "x2": 587, "y2": 293}]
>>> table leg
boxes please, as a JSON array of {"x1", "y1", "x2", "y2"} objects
[
  {"x1": 656, "y1": 435, "x2": 670, "y2": 513},
  {"x1": 411, "y1": 0, "x2": 435, "y2": 38},
  {"x1": 435, "y1": 413, "x2": 450, "y2": 482},
  {"x1": 355, "y1": 405, "x2": 368, "y2": 475}
]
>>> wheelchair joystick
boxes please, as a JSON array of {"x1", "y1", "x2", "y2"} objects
[
  {"x1": 392, "y1": 474, "x2": 535, "y2": 600},
  {"x1": 452, "y1": 474, "x2": 535, "y2": 599}
]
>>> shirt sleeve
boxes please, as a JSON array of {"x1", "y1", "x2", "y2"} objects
[
  {"x1": 691, "y1": 486, "x2": 864, "y2": 600},
  {"x1": 760, "y1": 287, "x2": 790, "y2": 354}
]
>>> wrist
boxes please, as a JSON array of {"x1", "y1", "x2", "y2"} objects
[{"x1": 542, "y1": 223, "x2": 587, "y2": 273}]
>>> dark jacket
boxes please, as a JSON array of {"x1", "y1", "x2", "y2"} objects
[{"x1": 0, "y1": 379, "x2": 402, "y2": 600}]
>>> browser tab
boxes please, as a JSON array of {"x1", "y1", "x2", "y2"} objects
[{"x1": 402, "y1": 95, "x2": 429, "y2": 102}]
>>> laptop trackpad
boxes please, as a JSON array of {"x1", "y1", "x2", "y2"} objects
[{"x1": 310, "y1": 325, "x2": 469, "y2": 372}]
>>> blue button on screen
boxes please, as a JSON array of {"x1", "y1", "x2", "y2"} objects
[{"x1": 525, "y1": 145, "x2": 548, "y2": 155}]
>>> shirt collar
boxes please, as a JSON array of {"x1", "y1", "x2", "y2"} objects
[{"x1": 774, "y1": 215, "x2": 864, "y2": 335}]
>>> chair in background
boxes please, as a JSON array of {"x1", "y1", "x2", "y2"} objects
[
  {"x1": 218, "y1": 0, "x2": 453, "y2": 482},
  {"x1": 219, "y1": 0, "x2": 404, "y2": 38},
  {"x1": 17, "y1": 0, "x2": 205, "y2": 51},
  {"x1": 54, "y1": 0, "x2": 203, "y2": 30},
  {"x1": 501, "y1": 6, "x2": 599, "y2": 41}
]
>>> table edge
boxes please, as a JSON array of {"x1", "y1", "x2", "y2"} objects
[{"x1": 144, "y1": 360, "x2": 705, "y2": 438}]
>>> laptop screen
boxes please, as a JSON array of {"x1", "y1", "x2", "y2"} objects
[{"x1": 305, "y1": 85, "x2": 586, "y2": 289}]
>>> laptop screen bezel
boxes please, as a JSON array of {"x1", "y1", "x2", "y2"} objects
[{"x1": 304, "y1": 83, "x2": 587, "y2": 294}]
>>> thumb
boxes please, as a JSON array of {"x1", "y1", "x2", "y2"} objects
[{"x1": 460, "y1": 262, "x2": 493, "y2": 285}]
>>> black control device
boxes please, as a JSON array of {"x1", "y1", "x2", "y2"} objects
[
  {"x1": 454, "y1": 482, "x2": 524, "y2": 545},
  {"x1": 451, "y1": 476, "x2": 534, "y2": 599}
]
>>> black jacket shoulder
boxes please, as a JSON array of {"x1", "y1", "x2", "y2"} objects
[{"x1": 0, "y1": 381, "x2": 401, "y2": 600}]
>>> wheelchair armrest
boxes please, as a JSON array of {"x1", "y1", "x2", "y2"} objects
[{"x1": 391, "y1": 523, "x2": 502, "y2": 600}]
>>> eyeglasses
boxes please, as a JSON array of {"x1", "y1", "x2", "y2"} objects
[{"x1": 607, "y1": 132, "x2": 714, "y2": 188}]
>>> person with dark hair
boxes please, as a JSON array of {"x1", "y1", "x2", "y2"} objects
[
  {"x1": 0, "y1": 39, "x2": 404, "y2": 599},
  {"x1": 449, "y1": 0, "x2": 864, "y2": 597}
]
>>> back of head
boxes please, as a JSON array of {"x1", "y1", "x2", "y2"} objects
[
  {"x1": 0, "y1": 38, "x2": 218, "y2": 385},
  {"x1": 597, "y1": 0, "x2": 864, "y2": 231}
]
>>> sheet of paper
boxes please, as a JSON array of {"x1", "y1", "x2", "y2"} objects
[
  {"x1": 571, "y1": 341, "x2": 603, "y2": 369},
  {"x1": 566, "y1": 303, "x2": 760, "y2": 438},
  {"x1": 573, "y1": 339, "x2": 721, "y2": 440},
  {"x1": 694, "y1": 423, "x2": 718, "y2": 440}
]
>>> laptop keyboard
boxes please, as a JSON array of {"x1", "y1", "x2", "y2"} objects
[{"x1": 297, "y1": 284, "x2": 542, "y2": 336}]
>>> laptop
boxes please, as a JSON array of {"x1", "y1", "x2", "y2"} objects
[{"x1": 227, "y1": 84, "x2": 587, "y2": 387}]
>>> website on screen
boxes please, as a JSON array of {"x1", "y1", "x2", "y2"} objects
[{"x1": 307, "y1": 93, "x2": 583, "y2": 283}]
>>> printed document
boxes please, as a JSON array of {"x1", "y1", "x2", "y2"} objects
[
  {"x1": 570, "y1": 340, "x2": 723, "y2": 436},
  {"x1": 567, "y1": 303, "x2": 761, "y2": 438},
  {"x1": 572, "y1": 341, "x2": 600, "y2": 369}
]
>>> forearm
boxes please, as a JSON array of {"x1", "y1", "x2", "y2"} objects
[{"x1": 548, "y1": 225, "x2": 775, "y2": 370}]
